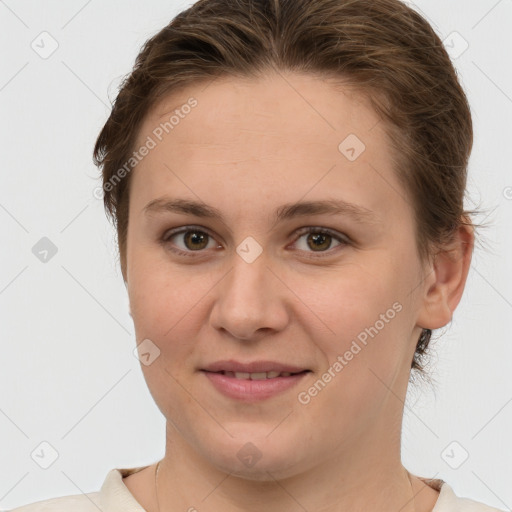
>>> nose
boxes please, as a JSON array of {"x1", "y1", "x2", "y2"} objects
[{"x1": 209, "y1": 252, "x2": 289, "y2": 341}]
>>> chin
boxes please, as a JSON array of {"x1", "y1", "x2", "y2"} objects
[
  {"x1": 219, "y1": 457, "x2": 302, "y2": 482},
  {"x1": 203, "y1": 435, "x2": 308, "y2": 481}
]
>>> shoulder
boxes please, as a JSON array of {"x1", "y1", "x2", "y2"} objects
[
  {"x1": 6, "y1": 465, "x2": 149, "y2": 512},
  {"x1": 6, "y1": 491, "x2": 101, "y2": 512},
  {"x1": 448, "y1": 494, "x2": 508, "y2": 512},
  {"x1": 428, "y1": 478, "x2": 507, "y2": 512}
]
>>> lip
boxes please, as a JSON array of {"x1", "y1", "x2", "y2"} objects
[
  {"x1": 201, "y1": 359, "x2": 309, "y2": 373},
  {"x1": 201, "y1": 370, "x2": 310, "y2": 403}
]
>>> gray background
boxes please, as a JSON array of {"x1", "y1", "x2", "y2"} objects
[{"x1": 1, "y1": 0, "x2": 511, "y2": 509}]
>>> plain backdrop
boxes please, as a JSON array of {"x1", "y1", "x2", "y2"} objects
[{"x1": 1, "y1": 0, "x2": 511, "y2": 509}]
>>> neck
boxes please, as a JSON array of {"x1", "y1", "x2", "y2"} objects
[{"x1": 155, "y1": 419, "x2": 417, "y2": 512}]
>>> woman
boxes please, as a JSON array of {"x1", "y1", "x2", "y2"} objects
[{"x1": 10, "y1": 0, "x2": 505, "y2": 510}]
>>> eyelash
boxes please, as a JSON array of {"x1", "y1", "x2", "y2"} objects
[{"x1": 160, "y1": 225, "x2": 351, "y2": 259}]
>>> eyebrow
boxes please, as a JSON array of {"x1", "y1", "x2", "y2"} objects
[{"x1": 143, "y1": 197, "x2": 379, "y2": 227}]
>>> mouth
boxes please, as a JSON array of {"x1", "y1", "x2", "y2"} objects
[
  {"x1": 202, "y1": 369, "x2": 311, "y2": 380},
  {"x1": 200, "y1": 368, "x2": 311, "y2": 402}
]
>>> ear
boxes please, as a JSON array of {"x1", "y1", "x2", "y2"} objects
[{"x1": 416, "y1": 220, "x2": 474, "y2": 330}]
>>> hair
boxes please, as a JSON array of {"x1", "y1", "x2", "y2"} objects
[{"x1": 93, "y1": 0, "x2": 480, "y2": 381}]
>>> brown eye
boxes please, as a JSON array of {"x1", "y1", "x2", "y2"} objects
[
  {"x1": 305, "y1": 232, "x2": 332, "y2": 251},
  {"x1": 162, "y1": 227, "x2": 219, "y2": 256},
  {"x1": 182, "y1": 230, "x2": 209, "y2": 250},
  {"x1": 292, "y1": 227, "x2": 349, "y2": 257}
]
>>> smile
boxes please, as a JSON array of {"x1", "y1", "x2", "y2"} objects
[{"x1": 201, "y1": 369, "x2": 311, "y2": 402}]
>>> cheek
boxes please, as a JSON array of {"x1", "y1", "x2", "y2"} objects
[
  {"x1": 130, "y1": 279, "x2": 200, "y2": 345},
  {"x1": 294, "y1": 258, "x2": 413, "y2": 376},
  {"x1": 127, "y1": 254, "x2": 206, "y2": 414},
  {"x1": 295, "y1": 272, "x2": 410, "y2": 437},
  {"x1": 127, "y1": 249, "x2": 219, "y2": 379},
  {"x1": 297, "y1": 259, "x2": 399, "y2": 332},
  {"x1": 127, "y1": 243, "x2": 193, "y2": 332}
]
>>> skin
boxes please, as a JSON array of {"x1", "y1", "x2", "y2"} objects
[{"x1": 121, "y1": 70, "x2": 473, "y2": 512}]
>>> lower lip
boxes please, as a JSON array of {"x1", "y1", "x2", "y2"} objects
[{"x1": 201, "y1": 370, "x2": 309, "y2": 402}]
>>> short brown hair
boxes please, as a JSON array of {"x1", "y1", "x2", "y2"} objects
[{"x1": 93, "y1": 0, "x2": 478, "y2": 378}]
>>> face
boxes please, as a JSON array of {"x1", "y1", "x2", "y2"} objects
[{"x1": 125, "y1": 71, "x2": 430, "y2": 480}]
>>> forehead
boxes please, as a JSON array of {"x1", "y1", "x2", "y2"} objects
[
  {"x1": 137, "y1": 72, "x2": 382, "y2": 150},
  {"x1": 129, "y1": 71, "x2": 408, "y2": 223}
]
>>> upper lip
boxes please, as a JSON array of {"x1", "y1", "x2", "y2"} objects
[{"x1": 201, "y1": 360, "x2": 309, "y2": 373}]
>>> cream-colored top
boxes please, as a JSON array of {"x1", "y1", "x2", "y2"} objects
[{"x1": 7, "y1": 466, "x2": 506, "y2": 511}]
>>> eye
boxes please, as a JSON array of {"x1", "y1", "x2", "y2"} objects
[
  {"x1": 161, "y1": 225, "x2": 350, "y2": 258},
  {"x1": 161, "y1": 226, "x2": 220, "y2": 257},
  {"x1": 291, "y1": 227, "x2": 349, "y2": 257}
]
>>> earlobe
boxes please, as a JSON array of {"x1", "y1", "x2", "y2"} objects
[{"x1": 416, "y1": 223, "x2": 474, "y2": 331}]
